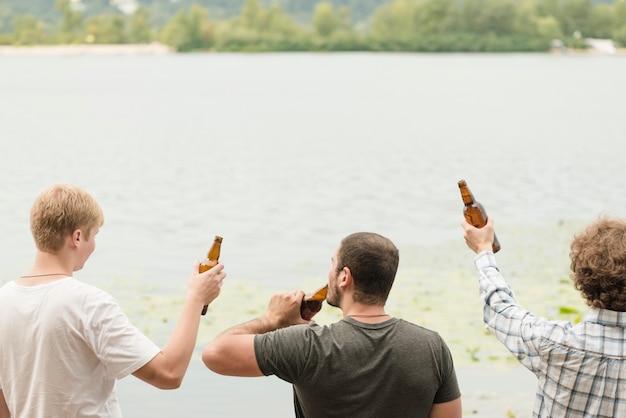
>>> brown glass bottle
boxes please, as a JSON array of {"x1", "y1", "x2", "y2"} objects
[
  {"x1": 300, "y1": 285, "x2": 328, "y2": 320},
  {"x1": 458, "y1": 180, "x2": 501, "y2": 253},
  {"x1": 199, "y1": 235, "x2": 223, "y2": 315}
]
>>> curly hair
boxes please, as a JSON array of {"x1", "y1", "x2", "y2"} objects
[{"x1": 570, "y1": 218, "x2": 626, "y2": 312}]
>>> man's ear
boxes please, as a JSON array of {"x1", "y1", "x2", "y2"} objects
[
  {"x1": 71, "y1": 229, "x2": 81, "y2": 246},
  {"x1": 338, "y1": 267, "x2": 352, "y2": 289}
]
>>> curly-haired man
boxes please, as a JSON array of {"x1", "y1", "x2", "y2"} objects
[{"x1": 463, "y1": 216, "x2": 626, "y2": 418}]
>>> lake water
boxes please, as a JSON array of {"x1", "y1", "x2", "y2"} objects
[{"x1": 1, "y1": 52, "x2": 626, "y2": 417}]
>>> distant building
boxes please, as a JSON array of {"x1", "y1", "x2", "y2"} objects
[{"x1": 585, "y1": 38, "x2": 617, "y2": 55}]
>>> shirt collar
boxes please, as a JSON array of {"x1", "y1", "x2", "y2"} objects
[{"x1": 584, "y1": 308, "x2": 626, "y2": 326}]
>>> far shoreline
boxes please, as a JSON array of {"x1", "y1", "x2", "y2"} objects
[
  {"x1": 1, "y1": 42, "x2": 625, "y2": 56},
  {"x1": 0, "y1": 42, "x2": 174, "y2": 56}
]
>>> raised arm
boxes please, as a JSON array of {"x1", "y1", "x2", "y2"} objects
[
  {"x1": 133, "y1": 261, "x2": 226, "y2": 389},
  {"x1": 202, "y1": 290, "x2": 308, "y2": 377}
]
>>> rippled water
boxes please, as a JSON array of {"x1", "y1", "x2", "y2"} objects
[{"x1": 1, "y1": 52, "x2": 625, "y2": 417}]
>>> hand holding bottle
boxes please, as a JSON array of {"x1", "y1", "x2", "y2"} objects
[
  {"x1": 263, "y1": 290, "x2": 310, "y2": 328},
  {"x1": 199, "y1": 236, "x2": 223, "y2": 315},
  {"x1": 189, "y1": 260, "x2": 226, "y2": 312},
  {"x1": 462, "y1": 217, "x2": 497, "y2": 254},
  {"x1": 458, "y1": 180, "x2": 501, "y2": 253}
]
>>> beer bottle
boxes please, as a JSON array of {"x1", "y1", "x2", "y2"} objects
[
  {"x1": 458, "y1": 180, "x2": 501, "y2": 253},
  {"x1": 199, "y1": 235, "x2": 223, "y2": 315},
  {"x1": 300, "y1": 285, "x2": 328, "y2": 320}
]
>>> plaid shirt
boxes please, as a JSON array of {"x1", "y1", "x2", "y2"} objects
[{"x1": 475, "y1": 251, "x2": 626, "y2": 417}]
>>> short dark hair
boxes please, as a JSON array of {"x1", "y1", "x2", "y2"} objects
[
  {"x1": 570, "y1": 217, "x2": 626, "y2": 312},
  {"x1": 337, "y1": 232, "x2": 399, "y2": 305}
]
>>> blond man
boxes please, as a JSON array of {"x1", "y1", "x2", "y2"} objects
[{"x1": 0, "y1": 184, "x2": 226, "y2": 418}]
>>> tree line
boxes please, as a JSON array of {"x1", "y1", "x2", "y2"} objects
[{"x1": 2, "y1": 0, "x2": 626, "y2": 52}]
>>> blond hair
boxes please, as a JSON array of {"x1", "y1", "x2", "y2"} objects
[{"x1": 30, "y1": 184, "x2": 104, "y2": 253}]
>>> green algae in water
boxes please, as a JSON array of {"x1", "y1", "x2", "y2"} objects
[{"x1": 97, "y1": 220, "x2": 592, "y2": 367}]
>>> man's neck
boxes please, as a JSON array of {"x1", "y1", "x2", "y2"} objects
[
  {"x1": 18, "y1": 251, "x2": 74, "y2": 286},
  {"x1": 343, "y1": 304, "x2": 390, "y2": 323},
  {"x1": 16, "y1": 273, "x2": 72, "y2": 286}
]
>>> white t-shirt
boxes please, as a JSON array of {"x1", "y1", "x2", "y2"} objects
[{"x1": 0, "y1": 277, "x2": 161, "y2": 418}]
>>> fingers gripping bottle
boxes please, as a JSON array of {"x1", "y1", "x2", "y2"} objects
[
  {"x1": 458, "y1": 180, "x2": 501, "y2": 253},
  {"x1": 199, "y1": 235, "x2": 223, "y2": 315}
]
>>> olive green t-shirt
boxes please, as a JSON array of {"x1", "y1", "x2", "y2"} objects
[{"x1": 255, "y1": 317, "x2": 461, "y2": 418}]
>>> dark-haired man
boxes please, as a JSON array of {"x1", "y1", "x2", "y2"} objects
[{"x1": 203, "y1": 232, "x2": 461, "y2": 418}]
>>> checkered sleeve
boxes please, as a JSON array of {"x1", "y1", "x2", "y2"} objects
[{"x1": 474, "y1": 251, "x2": 548, "y2": 373}]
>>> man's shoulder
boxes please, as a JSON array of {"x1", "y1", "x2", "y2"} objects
[
  {"x1": 0, "y1": 280, "x2": 15, "y2": 301},
  {"x1": 0, "y1": 280, "x2": 15, "y2": 291},
  {"x1": 332, "y1": 318, "x2": 444, "y2": 340},
  {"x1": 0, "y1": 278, "x2": 107, "y2": 298},
  {"x1": 394, "y1": 319, "x2": 443, "y2": 338},
  {"x1": 51, "y1": 278, "x2": 117, "y2": 306}
]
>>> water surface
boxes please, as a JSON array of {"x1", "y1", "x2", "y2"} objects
[{"x1": 1, "y1": 52, "x2": 625, "y2": 417}]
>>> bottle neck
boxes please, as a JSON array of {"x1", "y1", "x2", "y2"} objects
[{"x1": 460, "y1": 188, "x2": 475, "y2": 205}]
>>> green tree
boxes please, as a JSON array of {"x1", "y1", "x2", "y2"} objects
[
  {"x1": 461, "y1": 0, "x2": 517, "y2": 35},
  {"x1": 213, "y1": 0, "x2": 302, "y2": 51},
  {"x1": 313, "y1": 2, "x2": 339, "y2": 36},
  {"x1": 536, "y1": 15, "x2": 564, "y2": 39},
  {"x1": 559, "y1": 0, "x2": 594, "y2": 36},
  {"x1": 129, "y1": 7, "x2": 152, "y2": 43},
  {"x1": 513, "y1": 0, "x2": 540, "y2": 36},
  {"x1": 55, "y1": 0, "x2": 84, "y2": 43},
  {"x1": 230, "y1": 0, "x2": 298, "y2": 35},
  {"x1": 84, "y1": 14, "x2": 126, "y2": 44},
  {"x1": 587, "y1": 4, "x2": 614, "y2": 37},
  {"x1": 370, "y1": 1, "x2": 415, "y2": 38},
  {"x1": 538, "y1": 0, "x2": 561, "y2": 19},
  {"x1": 241, "y1": 0, "x2": 263, "y2": 30},
  {"x1": 616, "y1": 0, "x2": 626, "y2": 22},
  {"x1": 264, "y1": 5, "x2": 300, "y2": 35},
  {"x1": 12, "y1": 15, "x2": 46, "y2": 45},
  {"x1": 614, "y1": 25, "x2": 626, "y2": 45},
  {"x1": 613, "y1": 0, "x2": 626, "y2": 45},
  {"x1": 160, "y1": 4, "x2": 213, "y2": 51},
  {"x1": 411, "y1": 0, "x2": 456, "y2": 35}
]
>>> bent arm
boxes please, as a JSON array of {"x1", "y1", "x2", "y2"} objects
[
  {"x1": 132, "y1": 291, "x2": 204, "y2": 388},
  {"x1": 464, "y1": 218, "x2": 548, "y2": 370},
  {"x1": 133, "y1": 262, "x2": 225, "y2": 389},
  {"x1": 428, "y1": 398, "x2": 462, "y2": 418},
  {"x1": 202, "y1": 316, "x2": 275, "y2": 377},
  {"x1": 475, "y1": 251, "x2": 552, "y2": 373},
  {"x1": 203, "y1": 290, "x2": 308, "y2": 377},
  {"x1": 0, "y1": 390, "x2": 9, "y2": 418}
]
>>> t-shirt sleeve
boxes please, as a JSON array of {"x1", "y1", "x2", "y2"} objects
[
  {"x1": 433, "y1": 335, "x2": 461, "y2": 404},
  {"x1": 254, "y1": 324, "x2": 314, "y2": 383},
  {"x1": 81, "y1": 290, "x2": 161, "y2": 379}
]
